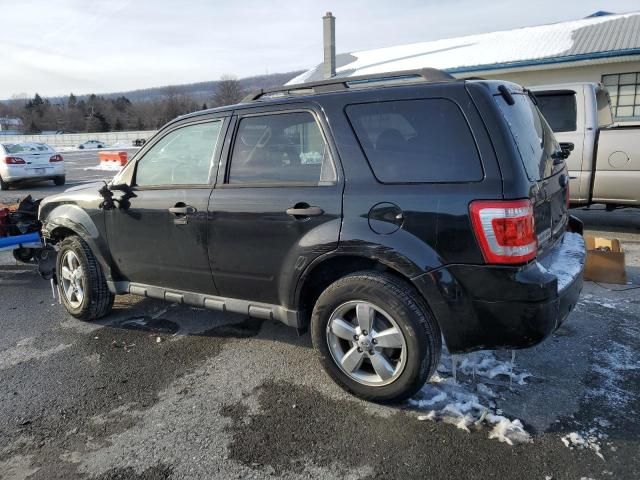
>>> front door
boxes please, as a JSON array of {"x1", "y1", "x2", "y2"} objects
[
  {"x1": 208, "y1": 108, "x2": 342, "y2": 306},
  {"x1": 105, "y1": 117, "x2": 227, "y2": 294}
]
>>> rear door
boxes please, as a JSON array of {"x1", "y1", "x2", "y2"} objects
[
  {"x1": 207, "y1": 105, "x2": 342, "y2": 306},
  {"x1": 495, "y1": 90, "x2": 569, "y2": 251}
]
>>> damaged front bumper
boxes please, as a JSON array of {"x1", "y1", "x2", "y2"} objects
[{"x1": 1, "y1": 196, "x2": 57, "y2": 279}]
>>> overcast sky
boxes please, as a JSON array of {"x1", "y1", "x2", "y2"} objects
[{"x1": 1, "y1": 0, "x2": 638, "y2": 98}]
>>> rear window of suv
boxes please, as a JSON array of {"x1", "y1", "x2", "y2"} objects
[{"x1": 346, "y1": 98, "x2": 483, "y2": 183}]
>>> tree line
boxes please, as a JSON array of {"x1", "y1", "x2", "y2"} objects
[{"x1": 0, "y1": 76, "x2": 246, "y2": 134}]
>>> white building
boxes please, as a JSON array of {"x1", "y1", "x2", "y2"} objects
[
  {"x1": 0, "y1": 117, "x2": 23, "y2": 134},
  {"x1": 290, "y1": 11, "x2": 640, "y2": 122}
]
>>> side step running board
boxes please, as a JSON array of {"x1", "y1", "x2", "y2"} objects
[{"x1": 108, "y1": 281, "x2": 301, "y2": 328}]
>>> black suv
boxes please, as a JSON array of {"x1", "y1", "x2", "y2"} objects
[{"x1": 38, "y1": 69, "x2": 585, "y2": 403}]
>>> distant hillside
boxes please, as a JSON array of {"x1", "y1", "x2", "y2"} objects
[
  {"x1": 0, "y1": 71, "x2": 307, "y2": 133},
  {"x1": 48, "y1": 71, "x2": 304, "y2": 104}
]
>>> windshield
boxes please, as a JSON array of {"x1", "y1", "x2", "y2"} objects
[{"x1": 495, "y1": 92, "x2": 560, "y2": 181}]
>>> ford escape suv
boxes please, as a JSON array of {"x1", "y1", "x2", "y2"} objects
[{"x1": 38, "y1": 69, "x2": 586, "y2": 403}]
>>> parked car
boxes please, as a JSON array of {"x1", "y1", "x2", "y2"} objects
[
  {"x1": 531, "y1": 82, "x2": 639, "y2": 208},
  {"x1": 78, "y1": 140, "x2": 106, "y2": 149},
  {"x1": 0, "y1": 142, "x2": 65, "y2": 190},
  {"x1": 38, "y1": 69, "x2": 585, "y2": 403}
]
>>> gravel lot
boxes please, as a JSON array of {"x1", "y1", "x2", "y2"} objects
[{"x1": 0, "y1": 154, "x2": 639, "y2": 479}]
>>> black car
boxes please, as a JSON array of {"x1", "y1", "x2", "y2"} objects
[{"x1": 38, "y1": 69, "x2": 585, "y2": 403}]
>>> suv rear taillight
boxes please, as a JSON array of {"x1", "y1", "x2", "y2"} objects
[
  {"x1": 469, "y1": 199, "x2": 537, "y2": 264},
  {"x1": 49, "y1": 154, "x2": 64, "y2": 162},
  {"x1": 4, "y1": 156, "x2": 25, "y2": 165}
]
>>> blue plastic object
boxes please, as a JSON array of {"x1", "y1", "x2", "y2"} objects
[{"x1": 0, "y1": 232, "x2": 42, "y2": 252}]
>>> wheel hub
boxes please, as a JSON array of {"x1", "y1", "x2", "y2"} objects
[
  {"x1": 326, "y1": 300, "x2": 407, "y2": 387},
  {"x1": 357, "y1": 335, "x2": 372, "y2": 350}
]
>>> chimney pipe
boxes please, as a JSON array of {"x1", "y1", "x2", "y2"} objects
[{"x1": 323, "y1": 12, "x2": 336, "y2": 79}]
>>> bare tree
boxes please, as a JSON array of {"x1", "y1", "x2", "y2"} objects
[{"x1": 212, "y1": 75, "x2": 244, "y2": 107}]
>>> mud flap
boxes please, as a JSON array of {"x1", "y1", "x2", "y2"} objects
[{"x1": 36, "y1": 245, "x2": 57, "y2": 282}]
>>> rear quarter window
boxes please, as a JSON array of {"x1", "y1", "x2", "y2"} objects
[
  {"x1": 346, "y1": 98, "x2": 483, "y2": 183},
  {"x1": 495, "y1": 93, "x2": 559, "y2": 181}
]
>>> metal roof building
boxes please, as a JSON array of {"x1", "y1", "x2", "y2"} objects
[{"x1": 290, "y1": 11, "x2": 640, "y2": 121}]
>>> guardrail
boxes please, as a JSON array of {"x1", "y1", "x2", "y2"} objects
[{"x1": 0, "y1": 130, "x2": 157, "y2": 149}]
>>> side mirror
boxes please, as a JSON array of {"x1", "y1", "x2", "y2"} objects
[{"x1": 98, "y1": 183, "x2": 137, "y2": 210}]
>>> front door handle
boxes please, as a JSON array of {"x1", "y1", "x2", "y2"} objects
[
  {"x1": 286, "y1": 205, "x2": 324, "y2": 219},
  {"x1": 169, "y1": 203, "x2": 196, "y2": 225},
  {"x1": 169, "y1": 205, "x2": 196, "y2": 215}
]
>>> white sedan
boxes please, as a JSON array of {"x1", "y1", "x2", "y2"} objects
[
  {"x1": 78, "y1": 140, "x2": 106, "y2": 149},
  {"x1": 0, "y1": 142, "x2": 65, "y2": 190}
]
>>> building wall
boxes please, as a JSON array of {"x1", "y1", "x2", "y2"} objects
[
  {"x1": 461, "y1": 59, "x2": 640, "y2": 122},
  {"x1": 471, "y1": 60, "x2": 640, "y2": 87}
]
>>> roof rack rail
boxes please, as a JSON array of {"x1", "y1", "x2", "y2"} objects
[{"x1": 242, "y1": 68, "x2": 455, "y2": 102}]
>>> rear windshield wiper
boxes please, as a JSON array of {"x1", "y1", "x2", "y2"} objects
[{"x1": 498, "y1": 85, "x2": 515, "y2": 105}]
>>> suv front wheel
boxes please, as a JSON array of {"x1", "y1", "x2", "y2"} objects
[
  {"x1": 57, "y1": 236, "x2": 114, "y2": 320},
  {"x1": 311, "y1": 271, "x2": 441, "y2": 403}
]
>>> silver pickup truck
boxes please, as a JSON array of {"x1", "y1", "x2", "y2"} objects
[{"x1": 531, "y1": 82, "x2": 639, "y2": 208}]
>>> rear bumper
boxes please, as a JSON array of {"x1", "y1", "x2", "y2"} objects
[
  {"x1": 3, "y1": 165, "x2": 64, "y2": 181},
  {"x1": 413, "y1": 228, "x2": 585, "y2": 353}
]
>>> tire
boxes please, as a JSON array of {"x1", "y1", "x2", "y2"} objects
[
  {"x1": 78, "y1": 145, "x2": 84, "y2": 149},
  {"x1": 56, "y1": 236, "x2": 114, "y2": 320},
  {"x1": 53, "y1": 176, "x2": 65, "y2": 186},
  {"x1": 311, "y1": 271, "x2": 441, "y2": 403},
  {"x1": 0, "y1": 176, "x2": 10, "y2": 190},
  {"x1": 13, "y1": 248, "x2": 34, "y2": 263}
]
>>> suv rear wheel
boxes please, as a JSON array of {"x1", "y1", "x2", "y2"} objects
[
  {"x1": 311, "y1": 271, "x2": 441, "y2": 403},
  {"x1": 57, "y1": 236, "x2": 114, "y2": 320}
]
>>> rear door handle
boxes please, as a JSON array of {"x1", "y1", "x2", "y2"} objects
[{"x1": 286, "y1": 206, "x2": 324, "y2": 218}]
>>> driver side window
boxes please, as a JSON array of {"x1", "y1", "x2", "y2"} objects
[{"x1": 135, "y1": 120, "x2": 222, "y2": 186}]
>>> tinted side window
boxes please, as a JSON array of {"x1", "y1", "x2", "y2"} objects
[
  {"x1": 535, "y1": 93, "x2": 577, "y2": 132},
  {"x1": 136, "y1": 121, "x2": 222, "y2": 186},
  {"x1": 346, "y1": 99, "x2": 483, "y2": 183},
  {"x1": 228, "y1": 112, "x2": 335, "y2": 185}
]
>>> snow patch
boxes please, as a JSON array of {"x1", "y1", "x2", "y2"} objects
[
  {"x1": 410, "y1": 349, "x2": 532, "y2": 445},
  {"x1": 84, "y1": 163, "x2": 123, "y2": 172},
  {"x1": 561, "y1": 428, "x2": 606, "y2": 460},
  {"x1": 586, "y1": 340, "x2": 640, "y2": 408},
  {"x1": 58, "y1": 142, "x2": 136, "y2": 153}
]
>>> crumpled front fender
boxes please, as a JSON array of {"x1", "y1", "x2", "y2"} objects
[{"x1": 40, "y1": 203, "x2": 115, "y2": 283}]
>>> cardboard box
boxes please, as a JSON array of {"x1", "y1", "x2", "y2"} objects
[{"x1": 583, "y1": 236, "x2": 627, "y2": 284}]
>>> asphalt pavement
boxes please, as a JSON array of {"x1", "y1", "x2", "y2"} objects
[{"x1": 0, "y1": 156, "x2": 639, "y2": 479}]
